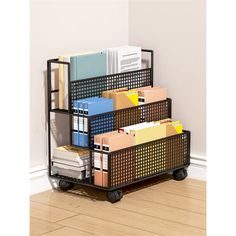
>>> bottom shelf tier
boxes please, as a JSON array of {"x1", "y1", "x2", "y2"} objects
[
  {"x1": 49, "y1": 130, "x2": 190, "y2": 191},
  {"x1": 50, "y1": 131, "x2": 190, "y2": 191},
  {"x1": 50, "y1": 163, "x2": 189, "y2": 192},
  {"x1": 91, "y1": 130, "x2": 190, "y2": 189}
]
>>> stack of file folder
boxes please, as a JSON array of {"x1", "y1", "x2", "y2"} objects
[
  {"x1": 119, "y1": 119, "x2": 183, "y2": 179},
  {"x1": 93, "y1": 131, "x2": 135, "y2": 187},
  {"x1": 135, "y1": 86, "x2": 167, "y2": 122},
  {"x1": 93, "y1": 119, "x2": 183, "y2": 185},
  {"x1": 102, "y1": 87, "x2": 139, "y2": 110},
  {"x1": 135, "y1": 86, "x2": 167, "y2": 105},
  {"x1": 72, "y1": 97, "x2": 114, "y2": 147},
  {"x1": 118, "y1": 118, "x2": 182, "y2": 145},
  {"x1": 102, "y1": 85, "x2": 167, "y2": 111},
  {"x1": 51, "y1": 145, "x2": 90, "y2": 180}
]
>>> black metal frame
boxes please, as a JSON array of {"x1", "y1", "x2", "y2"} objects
[{"x1": 46, "y1": 49, "x2": 191, "y2": 192}]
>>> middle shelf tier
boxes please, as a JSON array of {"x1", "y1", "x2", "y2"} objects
[{"x1": 70, "y1": 98, "x2": 171, "y2": 149}]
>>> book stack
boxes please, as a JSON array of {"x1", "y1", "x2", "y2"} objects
[{"x1": 51, "y1": 145, "x2": 90, "y2": 180}]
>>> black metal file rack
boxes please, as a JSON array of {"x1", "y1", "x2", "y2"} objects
[{"x1": 47, "y1": 49, "x2": 191, "y2": 203}]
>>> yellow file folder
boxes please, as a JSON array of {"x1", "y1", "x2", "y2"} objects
[{"x1": 130, "y1": 123, "x2": 166, "y2": 145}]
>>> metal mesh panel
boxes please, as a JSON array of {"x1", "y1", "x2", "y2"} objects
[
  {"x1": 89, "y1": 113, "x2": 115, "y2": 145},
  {"x1": 108, "y1": 131, "x2": 190, "y2": 188},
  {"x1": 70, "y1": 69, "x2": 152, "y2": 101},
  {"x1": 109, "y1": 149, "x2": 136, "y2": 187},
  {"x1": 88, "y1": 99, "x2": 171, "y2": 148}
]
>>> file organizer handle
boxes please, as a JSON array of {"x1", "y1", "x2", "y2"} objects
[
  {"x1": 47, "y1": 59, "x2": 72, "y2": 176},
  {"x1": 141, "y1": 49, "x2": 154, "y2": 87}
]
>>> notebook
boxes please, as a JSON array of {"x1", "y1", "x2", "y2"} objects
[{"x1": 58, "y1": 51, "x2": 107, "y2": 109}]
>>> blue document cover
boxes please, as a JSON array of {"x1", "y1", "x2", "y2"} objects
[
  {"x1": 70, "y1": 52, "x2": 107, "y2": 81},
  {"x1": 72, "y1": 97, "x2": 114, "y2": 147},
  {"x1": 82, "y1": 98, "x2": 114, "y2": 146},
  {"x1": 76, "y1": 52, "x2": 107, "y2": 80}
]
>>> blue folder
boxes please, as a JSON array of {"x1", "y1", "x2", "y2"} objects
[
  {"x1": 72, "y1": 98, "x2": 98, "y2": 146},
  {"x1": 72, "y1": 97, "x2": 114, "y2": 147},
  {"x1": 70, "y1": 52, "x2": 107, "y2": 81}
]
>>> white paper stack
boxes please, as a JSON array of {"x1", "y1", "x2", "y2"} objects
[
  {"x1": 51, "y1": 145, "x2": 90, "y2": 180},
  {"x1": 106, "y1": 46, "x2": 142, "y2": 74}
]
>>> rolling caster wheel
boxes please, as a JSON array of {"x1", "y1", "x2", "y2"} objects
[
  {"x1": 173, "y1": 168, "x2": 188, "y2": 181},
  {"x1": 107, "y1": 189, "x2": 123, "y2": 203},
  {"x1": 58, "y1": 180, "x2": 74, "y2": 191}
]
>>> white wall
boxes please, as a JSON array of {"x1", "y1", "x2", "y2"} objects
[
  {"x1": 30, "y1": 0, "x2": 129, "y2": 168},
  {"x1": 129, "y1": 0, "x2": 206, "y2": 159}
]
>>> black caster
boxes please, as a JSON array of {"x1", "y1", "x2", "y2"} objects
[
  {"x1": 58, "y1": 180, "x2": 74, "y2": 191},
  {"x1": 173, "y1": 168, "x2": 188, "y2": 181},
  {"x1": 107, "y1": 189, "x2": 123, "y2": 203}
]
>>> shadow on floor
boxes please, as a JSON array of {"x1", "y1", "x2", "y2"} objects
[{"x1": 58, "y1": 174, "x2": 173, "y2": 202}]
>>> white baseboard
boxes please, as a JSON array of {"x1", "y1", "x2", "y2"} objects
[
  {"x1": 30, "y1": 155, "x2": 206, "y2": 195},
  {"x1": 188, "y1": 154, "x2": 206, "y2": 181},
  {"x1": 30, "y1": 165, "x2": 53, "y2": 195}
]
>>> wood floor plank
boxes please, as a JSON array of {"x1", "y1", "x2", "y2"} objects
[
  {"x1": 30, "y1": 178, "x2": 206, "y2": 236},
  {"x1": 30, "y1": 189, "x2": 205, "y2": 228},
  {"x1": 115, "y1": 196, "x2": 206, "y2": 229},
  {"x1": 149, "y1": 181, "x2": 206, "y2": 201},
  {"x1": 31, "y1": 190, "x2": 81, "y2": 212},
  {"x1": 163, "y1": 179, "x2": 206, "y2": 191},
  {"x1": 30, "y1": 201, "x2": 78, "y2": 223},
  {"x1": 40, "y1": 227, "x2": 96, "y2": 236},
  {"x1": 126, "y1": 187, "x2": 206, "y2": 214},
  {"x1": 71, "y1": 199, "x2": 205, "y2": 236},
  {"x1": 58, "y1": 214, "x2": 160, "y2": 236},
  {"x1": 183, "y1": 178, "x2": 206, "y2": 188},
  {"x1": 30, "y1": 217, "x2": 62, "y2": 236}
]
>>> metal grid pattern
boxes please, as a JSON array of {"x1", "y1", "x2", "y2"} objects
[
  {"x1": 70, "y1": 68, "x2": 152, "y2": 101},
  {"x1": 89, "y1": 113, "x2": 115, "y2": 146},
  {"x1": 108, "y1": 131, "x2": 190, "y2": 188},
  {"x1": 109, "y1": 149, "x2": 136, "y2": 187},
  {"x1": 88, "y1": 99, "x2": 171, "y2": 148}
]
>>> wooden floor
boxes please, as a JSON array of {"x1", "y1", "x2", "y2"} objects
[{"x1": 30, "y1": 175, "x2": 206, "y2": 236}]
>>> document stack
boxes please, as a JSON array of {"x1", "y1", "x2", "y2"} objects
[
  {"x1": 51, "y1": 145, "x2": 90, "y2": 180},
  {"x1": 105, "y1": 46, "x2": 142, "y2": 74}
]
